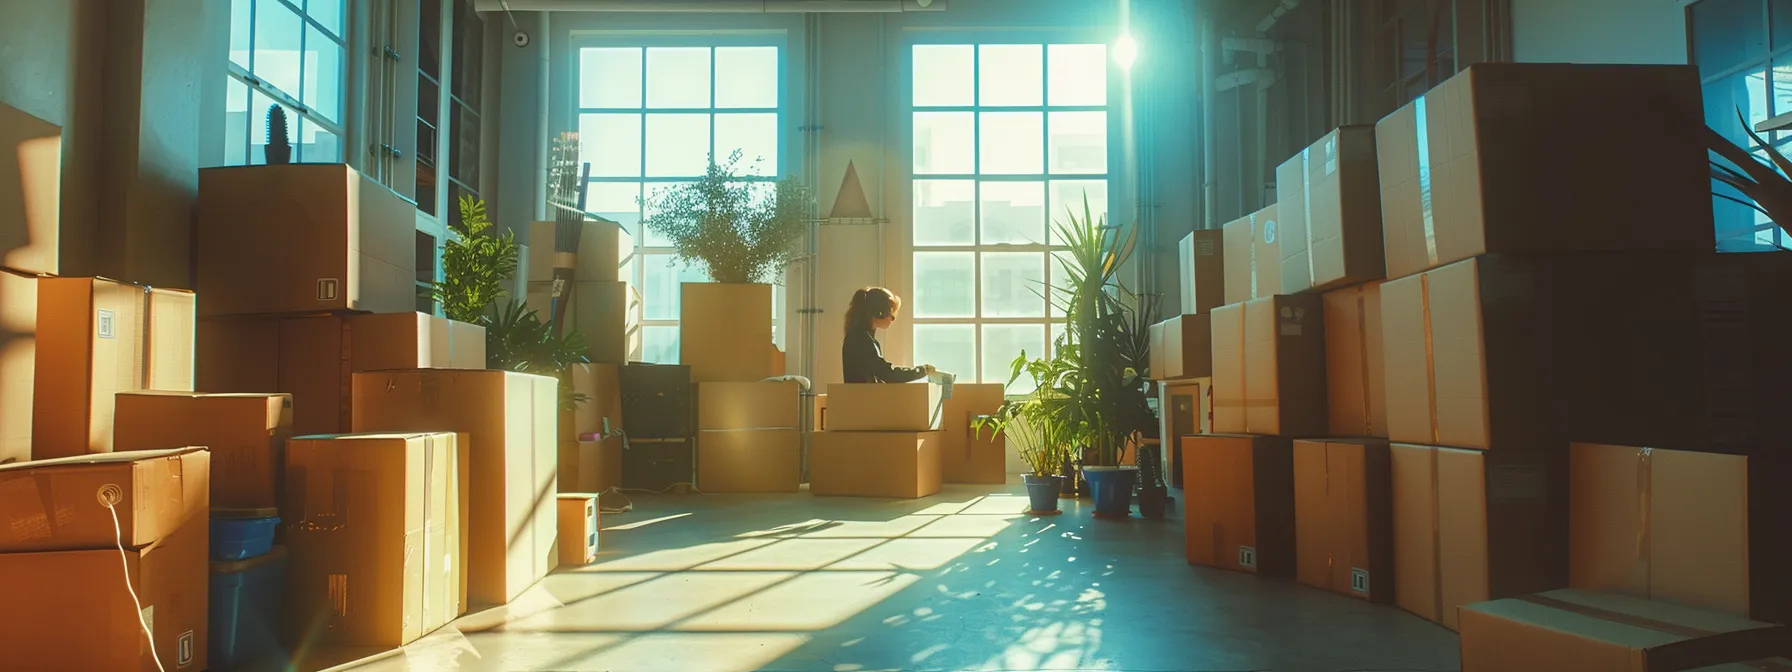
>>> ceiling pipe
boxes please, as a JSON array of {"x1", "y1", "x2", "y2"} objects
[
  {"x1": 1255, "y1": 0, "x2": 1300, "y2": 35},
  {"x1": 1221, "y1": 36, "x2": 1280, "y2": 55},
  {"x1": 1216, "y1": 67, "x2": 1276, "y2": 92},
  {"x1": 476, "y1": 0, "x2": 945, "y2": 11}
]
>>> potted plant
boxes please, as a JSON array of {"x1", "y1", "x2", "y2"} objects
[
  {"x1": 974, "y1": 351, "x2": 1081, "y2": 514},
  {"x1": 1117, "y1": 290, "x2": 1169, "y2": 519}
]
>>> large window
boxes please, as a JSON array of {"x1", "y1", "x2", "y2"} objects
[
  {"x1": 225, "y1": 0, "x2": 347, "y2": 165},
  {"x1": 1691, "y1": 0, "x2": 1792, "y2": 250},
  {"x1": 909, "y1": 43, "x2": 1110, "y2": 393},
  {"x1": 576, "y1": 44, "x2": 783, "y2": 364}
]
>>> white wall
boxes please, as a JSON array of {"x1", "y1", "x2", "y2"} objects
[{"x1": 1512, "y1": 0, "x2": 1688, "y2": 65}]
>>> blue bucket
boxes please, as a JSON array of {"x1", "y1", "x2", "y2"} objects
[
  {"x1": 210, "y1": 546, "x2": 288, "y2": 669},
  {"x1": 1083, "y1": 467, "x2": 1137, "y2": 518},
  {"x1": 210, "y1": 508, "x2": 280, "y2": 561}
]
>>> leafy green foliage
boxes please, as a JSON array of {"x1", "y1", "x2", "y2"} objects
[
  {"x1": 1049, "y1": 194, "x2": 1157, "y2": 467},
  {"x1": 641, "y1": 151, "x2": 815, "y2": 284},
  {"x1": 973, "y1": 346, "x2": 1083, "y2": 476},
  {"x1": 1709, "y1": 109, "x2": 1792, "y2": 235},
  {"x1": 427, "y1": 195, "x2": 520, "y2": 324},
  {"x1": 485, "y1": 300, "x2": 592, "y2": 411}
]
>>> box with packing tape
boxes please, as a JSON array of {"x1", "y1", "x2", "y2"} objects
[
  {"x1": 1222, "y1": 205, "x2": 1281, "y2": 304},
  {"x1": 114, "y1": 392, "x2": 294, "y2": 510},
  {"x1": 1148, "y1": 314, "x2": 1212, "y2": 381},
  {"x1": 811, "y1": 430, "x2": 943, "y2": 499},
  {"x1": 1277, "y1": 126, "x2": 1386, "y2": 294},
  {"x1": 1210, "y1": 294, "x2": 1326, "y2": 437},
  {"x1": 1293, "y1": 438, "x2": 1392, "y2": 602},
  {"x1": 1181, "y1": 434, "x2": 1295, "y2": 578},
  {"x1": 1322, "y1": 281, "x2": 1386, "y2": 438}
]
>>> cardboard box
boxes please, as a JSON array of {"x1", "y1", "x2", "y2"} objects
[
  {"x1": 1323, "y1": 282, "x2": 1386, "y2": 437},
  {"x1": 198, "y1": 312, "x2": 484, "y2": 435},
  {"x1": 527, "y1": 218, "x2": 633, "y2": 283},
  {"x1": 681, "y1": 282, "x2": 775, "y2": 383},
  {"x1": 1181, "y1": 434, "x2": 1295, "y2": 577},
  {"x1": 114, "y1": 392, "x2": 293, "y2": 510},
  {"x1": 0, "y1": 268, "x2": 37, "y2": 464},
  {"x1": 1293, "y1": 438, "x2": 1392, "y2": 602},
  {"x1": 1278, "y1": 126, "x2": 1386, "y2": 294},
  {"x1": 1375, "y1": 64, "x2": 1710, "y2": 281},
  {"x1": 526, "y1": 279, "x2": 642, "y2": 364},
  {"x1": 1159, "y1": 378, "x2": 1211, "y2": 488},
  {"x1": 197, "y1": 164, "x2": 416, "y2": 316},
  {"x1": 939, "y1": 383, "x2": 1006, "y2": 482},
  {"x1": 1178, "y1": 229, "x2": 1225, "y2": 314},
  {"x1": 827, "y1": 382, "x2": 944, "y2": 431},
  {"x1": 0, "y1": 447, "x2": 209, "y2": 552},
  {"x1": 1391, "y1": 443, "x2": 1567, "y2": 630},
  {"x1": 815, "y1": 394, "x2": 828, "y2": 430},
  {"x1": 1570, "y1": 443, "x2": 1790, "y2": 624},
  {"x1": 560, "y1": 437, "x2": 622, "y2": 494},
  {"x1": 0, "y1": 101, "x2": 61, "y2": 276},
  {"x1": 697, "y1": 380, "x2": 801, "y2": 430},
  {"x1": 351, "y1": 369, "x2": 558, "y2": 605},
  {"x1": 0, "y1": 499, "x2": 208, "y2": 671},
  {"x1": 1458, "y1": 589, "x2": 1792, "y2": 672},
  {"x1": 1148, "y1": 314, "x2": 1213, "y2": 381},
  {"x1": 810, "y1": 430, "x2": 943, "y2": 499},
  {"x1": 566, "y1": 363, "x2": 624, "y2": 441},
  {"x1": 557, "y1": 493, "x2": 599, "y2": 566},
  {"x1": 1222, "y1": 205, "x2": 1281, "y2": 304},
  {"x1": 697, "y1": 428, "x2": 801, "y2": 493},
  {"x1": 1210, "y1": 294, "x2": 1326, "y2": 436},
  {"x1": 34, "y1": 277, "x2": 196, "y2": 459},
  {"x1": 146, "y1": 287, "x2": 197, "y2": 391},
  {"x1": 284, "y1": 433, "x2": 460, "y2": 647},
  {"x1": 945, "y1": 424, "x2": 1007, "y2": 485}
]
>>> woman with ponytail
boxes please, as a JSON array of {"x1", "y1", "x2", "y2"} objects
[{"x1": 842, "y1": 286, "x2": 934, "y2": 383}]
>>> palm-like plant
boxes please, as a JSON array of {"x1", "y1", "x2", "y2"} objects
[
  {"x1": 485, "y1": 300, "x2": 591, "y2": 411},
  {"x1": 1048, "y1": 195, "x2": 1157, "y2": 466},
  {"x1": 1708, "y1": 109, "x2": 1792, "y2": 235}
]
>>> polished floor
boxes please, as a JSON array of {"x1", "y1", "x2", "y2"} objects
[{"x1": 307, "y1": 484, "x2": 1461, "y2": 672}]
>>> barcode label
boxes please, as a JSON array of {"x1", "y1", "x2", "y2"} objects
[
  {"x1": 97, "y1": 309, "x2": 116, "y2": 339},
  {"x1": 1238, "y1": 546, "x2": 1258, "y2": 569},
  {"x1": 1350, "y1": 568, "x2": 1370, "y2": 594}
]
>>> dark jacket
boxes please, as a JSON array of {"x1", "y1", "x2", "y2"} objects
[{"x1": 842, "y1": 328, "x2": 927, "y2": 383}]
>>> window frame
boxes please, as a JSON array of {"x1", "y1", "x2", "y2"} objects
[
  {"x1": 1687, "y1": 0, "x2": 1792, "y2": 250},
  {"x1": 225, "y1": 0, "x2": 350, "y2": 166}
]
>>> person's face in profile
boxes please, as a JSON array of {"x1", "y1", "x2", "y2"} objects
[{"x1": 873, "y1": 307, "x2": 897, "y2": 331}]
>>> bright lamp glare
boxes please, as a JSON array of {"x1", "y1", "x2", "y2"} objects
[{"x1": 1114, "y1": 34, "x2": 1139, "y2": 71}]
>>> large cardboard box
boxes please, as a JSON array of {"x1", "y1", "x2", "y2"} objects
[
  {"x1": 1391, "y1": 443, "x2": 1568, "y2": 630},
  {"x1": 1210, "y1": 294, "x2": 1326, "y2": 436},
  {"x1": 0, "y1": 101, "x2": 61, "y2": 276},
  {"x1": 1570, "y1": 443, "x2": 1790, "y2": 624},
  {"x1": 351, "y1": 369, "x2": 558, "y2": 605},
  {"x1": 1181, "y1": 434, "x2": 1295, "y2": 577},
  {"x1": 0, "y1": 268, "x2": 37, "y2": 464},
  {"x1": 810, "y1": 430, "x2": 943, "y2": 499},
  {"x1": 557, "y1": 493, "x2": 599, "y2": 566},
  {"x1": 827, "y1": 382, "x2": 944, "y2": 431},
  {"x1": 526, "y1": 279, "x2": 642, "y2": 364},
  {"x1": 1148, "y1": 314, "x2": 1213, "y2": 381},
  {"x1": 1293, "y1": 438, "x2": 1392, "y2": 602},
  {"x1": 697, "y1": 428, "x2": 801, "y2": 493},
  {"x1": 939, "y1": 383, "x2": 1006, "y2": 483},
  {"x1": 1178, "y1": 229, "x2": 1225, "y2": 314},
  {"x1": 114, "y1": 392, "x2": 294, "y2": 510},
  {"x1": 1458, "y1": 590, "x2": 1792, "y2": 672},
  {"x1": 565, "y1": 363, "x2": 625, "y2": 441},
  {"x1": 197, "y1": 164, "x2": 416, "y2": 316},
  {"x1": 1323, "y1": 282, "x2": 1386, "y2": 437},
  {"x1": 1222, "y1": 205, "x2": 1281, "y2": 303},
  {"x1": 34, "y1": 277, "x2": 196, "y2": 459},
  {"x1": 560, "y1": 437, "x2": 622, "y2": 493},
  {"x1": 946, "y1": 425, "x2": 1007, "y2": 485},
  {"x1": 681, "y1": 282, "x2": 775, "y2": 383},
  {"x1": 1278, "y1": 126, "x2": 1386, "y2": 294},
  {"x1": 527, "y1": 218, "x2": 633, "y2": 283},
  {"x1": 697, "y1": 380, "x2": 801, "y2": 430},
  {"x1": 284, "y1": 433, "x2": 460, "y2": 647},
  {"x1": 199, "y1": 312, "x2": 484, "y2": 435},
  {"x1": 0, "y1": 447, "x2": 209, "y2": 552},
  {"x1": 1375, "y1": 64, "x2": 1710, "y2": 281}
]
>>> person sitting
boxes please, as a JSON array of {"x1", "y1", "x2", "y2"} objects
[{"x1": 841, "y1": 286, "x2": 935, "y2": 384}]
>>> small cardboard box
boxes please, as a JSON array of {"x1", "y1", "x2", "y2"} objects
[
  {"x1": 946, "y1": 422, "x2": 1007, "y2": 485},
  {"x1": 1210, "y1": 294, "x2": 1326, "y2": 436},
  {"x1": 1570, "y1": 443, "x2": 1790, "y2": 624},
  {"x1": 1222, "y1": 205, "x2": 1281, "y2": 304},
  {"x1": 284, "y1": 433, "x2": 460, "y2": 647},
  {"x1": 351, "y1": 369, "x2": 558, "y2": 606},
  {"x1": 0, "y1": 447, "x2": 210, "y2": 553},
  {"x1": 811, "y1": 430, "x2": 943, "y2": 499},
  {"x1": 527, "y1": 218, "x2": 633, "y2": 284},
  {"x1": 1178, "y1": 229, "x2": 1225, "y2": 314},
  {"x1": 0, "y1": 268, "x2": 38, "y2": 464},
  {"x1": 939, "y1": 383, "x2": 1005, "y2": 481},
  {"x1": 697, "y1": 380, "x2": 802, "y2": 430},
  {"x1": 827, "y1": 382, "x2": 944, "y2": 432},
  {"x1": 681, "y1": 282, "x2": 775, "y2": 383},
  {"x1": 556, "y1": 493, "x2": 599, "y2": 566},
  {"x1": 1458, "y1": 589, "x2": 1792, "y2": 672},
  {"x1": 114, "y1": 392, "x2": 293, "y2": 510},
  {"x1": 34, "y1": 277, "x2": 196, "y2": 459},
  {"x1": 1375, "y1": 64, "x2": 1710, "y2": 280},
  {"x1": 1322, "y1": 281, "x2": 1386, "y2": 438},
  {"x1": 1180, "y1": 434, "x2": 1295, "y2": 577},
  {"x1": 560, "y1": 437, "x2": 622, "y2": 494},
  {"x1": 697, "y1": 428, "x2": 801, "y2": 493},
  {"x1": 566, "y1": 363, "x2": 624, "y2": 441},
  {"x1": 1391, "y1": 443, "x2": 1567, "y2": 630},
  {"x1": 1293, "y1": 438, "x2": 1392, "y2": 602},
  {"x1": 1277, "y1": 126, "x2": 1386, "y2": 294},
  {"x1": 0, "y1": 100, "x2": 61, "y2": 276},
  {"x1": 526, "y1": 280, "x2": 642, "y2": 364},
  {"x1": 1148, "y1": 313, "x2": 1213, "y2": 381}
]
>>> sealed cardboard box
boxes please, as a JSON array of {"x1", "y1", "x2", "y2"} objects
[
  {"x1": 146, "y1": 287, "x2": 197, "y2": 391},
  {"x1": 0, "y1": 447, "x2": 209, "y2": 552},
  {"x1": 284, "y1": 433, "x2": 459, "y2": 647},
  {"x1": 1458, "y1": 589, "x2": 1792, "y2": 672},
  {"x1": 1181, "y1": 434, "x2": 1294, "y2": 577},
  {"x1": 1222, "y1": 205, "x2": 1281, "y2": 303},
  {"x1": 566, "y1": 363, "x2": 625, "y2": 441},
  {"x1": 1278, "y1": 126, "x2": 1386, "y2": 294},
  {"x1": 197, "y1": 164, "x2": 416, "y2": 316},
  {"x1": 1375, "y1": 64, "x2": 1710, "y2": 281},
  {"x1": 697, "y1": 428, "x2": 800, "y2": 493},
  {"x1": 939, "y1": 383, "x2": 1006, "y2": 481},
  {"x1": 1570, "y1": 443, "x2": 1789, "y2": 624},
  {"x1": 527, "y1": 218, "x2": 633, "y2": 283},
  {"x1": 697, "y1": 380, "x2": 801, "y2": 430},
  {"x1": 1148, "y1": 314, "x2": 1213, "y2": 381},
  {"x1": 114, "y1": 392, "x2": 293, "y2": 510},
  {"x1": 1178, "y1": 229, "x2": 1225, "y2": 314},
  {"x1": 681, "y1": 282, "x2": 775, "y2": 383},
  {"x1": 560, "y1": 437, "x2": 622, "y2": 493},
  {"x1": 526, "y1": 279, "x2": 643, "y2": 364},
  {"x1": 1323, "y1": 282, "x2": 1386, "y2": 437},
  {"x1": 557, "y1": 493, "x2": 599, "y2": 566},
  {"x1": 351, "y1": 369, "x2": 558, "y2": 605},
  {"x1": 827, "y1": 382, "x2": 944, "y2": 431},
  {"x1": 947, "y1": 422, "x2": 1007, "y2": 485},
  {"x1": 815, "y1": 393, "x2": 828, "y2": 430},
  {"x1": 1210, "y1": 294, "x2": 1326, "y2": 436},
  {"x1": 34, "y1": 277, "x2": 196, "y2": 458},
  {"x1": 1392, "y1": 443, "x2": 1567, "y2": 630},
  {"x1": 0, "y1": 101, "x2": 61, "y2": 276},
  {"x1": 0, "y1": 268, "x2": 37, "y2": 464},
  {"x1": 811, "y1": 430, "x2": 943, "y2": 499},
  {"x1": 1159, "y1": 378, "x2": 1211, "y2": 488},
  {"x1": 1293, "y1": 439, "x2": 1392, "y2": 602}
]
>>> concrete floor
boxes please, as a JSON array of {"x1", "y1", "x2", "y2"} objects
[{"x1": 310, "y1": 484, "x2": 1461, "y2": 672}]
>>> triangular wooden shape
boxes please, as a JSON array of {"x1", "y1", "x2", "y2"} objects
[{"x1": 828, "y1": 161, "x2": 874, "y2": 219}]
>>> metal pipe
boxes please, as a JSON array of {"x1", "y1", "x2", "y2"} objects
[
  {"x1": 1255, "y1": 0, "x2": 1301, "y2": 35},
  {"x1": 1221, "y1": 36, "x2": 1280, "y2": 55},
  {"x1": 476, "y1": 0, "x2": 946, "y2": 12},
  {"x1": 1200, "y1": 18, "x2": 1217, "y2": 228}
]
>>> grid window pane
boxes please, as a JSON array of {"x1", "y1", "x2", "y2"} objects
[
  {"x1": 913, "y1": 252, "x2": 976, "y2": 318},
  {"x1": 914, "y1": 112, "x2": 975, "y2": 175},
  {"x1": 298, "y1": 119, "x2": 342, "y2": 162},
  {"x1": 642, "y1": 325, "x2": 680, "y2": 364},
  {"x1": 715, "y1": 47, "x2": 779, "y2": 109},
  {"x1": 979, "y1": 181, "x2": 1046, "y2": 245},
  {"x1": 230, "y1": 0, "x2": 251, "y2": 70},
  {"x1": 714, "y1": 113, "x2": 779, "y2": 174},
  {"x1": 587, "y1": 182, "x2": 643, "y2": 239},
  {"x1": 979, "y1": 45, "x2": 1043, "y2": 107},
  {"x1": 254, "y1": 0, "x2": 303, "y2": 97},
  {"x1": 304, "y1": 24, "x2": 344, "y2": 123},
  {"x1": 979, "y1": 112, "x2": 1044, "y2": 175},
  {"x1": 310, "y1": 0, "x2": 345, "y2": 36},
  {"x1": 225, "y1": 76, "x2": 250, "y2": 166},
  {"x1": 643, "y1": 182, "x2": 693, "y2": 247},
  {"x1": 645, "y1": 114, "x2": 711, "y2": 177},
  {"x1": 1049, "y1": 111, "x2": 1107, "y2": 174},
  {"x1": 1693, "y1": 0, "x2": 1767, "y2": 77},
  {"x1": 1778, "y1": 0, "x2": 1792, "y2": 50},
  {"x1": 980, "y1": 252, "x2": 1046, "y2": 318},
  {"x1": 1050, "y1": 179, "x2": 1109, "y2": 245},
  {"x1": 913, "y1": 45, "x2": 974, "y2": 107},
  {"x1": 914, "y1": 324, "x2": 976, "y2": 382},
  {"x1": 641, "y1": 255, "x2": 710, "y2": 320},
  {"x1": 1050, "y1": 322, "x2": 1067, "y2": 353},
  {"x1": 1776, "y1": 54, "x2": 1792, "y2": 121},
  {"x1": 982, "y1": 324, "x2": 1045, "y2": 392},
  {"x1": 1705, "y1": 67, "x2": 1771, "y2": 148},
  {"x1": 581, "y1": 48, "x2": 643, "y2": 109},
  {"x1": 1049, "y1": 252, "x2": 1076, "y2": 299},
  {"x1": 914, "y1": 179, "x2": 975, "y2": 246},
  {"x1": 580, "y1": 113, "x2": 643, "y2": 178},
  {"x1": 646, "y1": 47, "x2": 711, "y2": 108},
  {"x1": 1048, "y1": 44, "x2": 1107, "y2": 106}
]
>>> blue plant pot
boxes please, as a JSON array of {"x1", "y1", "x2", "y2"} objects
[
  {"x1": 1083, "y1": 467, "x2": 1137, "y2": 518},
  {"x1": 1022, "y1": 474, "x2": 1063, "y2": 513}
]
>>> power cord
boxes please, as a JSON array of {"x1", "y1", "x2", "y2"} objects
[{"x1": 101, "y1": 484, "x2": 167, "y2": 672}]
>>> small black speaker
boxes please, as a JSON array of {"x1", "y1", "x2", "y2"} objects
[{"x1": 619, "y1": 363, "x2": 692, "y2": 439}]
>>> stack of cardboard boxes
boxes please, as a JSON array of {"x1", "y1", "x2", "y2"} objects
[
  {"x1": 812, "y1": 381, "x2": 946, "y2": 498},
  {"x1": 676, "y1": 276, "x2": 801, "y2": 493},
  {"x1": 523, "y1": 218, "x2": 642, "y2": 364},
  {"x1": 1149, "y1": 226, "x2": 1222, "y2": 487}
]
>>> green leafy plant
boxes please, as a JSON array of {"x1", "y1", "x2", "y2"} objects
[
  {"x1": 427, "y1": 195, "x2": 520, "y2": 324},
  {"x1": 485, "y1": 300, "x2": 591, "y2": 411},
  {"x1": 1709, "y1": 110, "x2": 1792, "y2": 236},
  {"x1": 973, "y1": 348, "x2": 1083, "y2": 476},
  {"x1": 640, "y1": 150, "x2": 815, "y2": 283}
]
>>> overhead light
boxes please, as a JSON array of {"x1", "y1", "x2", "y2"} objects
[{"x1": 1114, "y1": 33, "x2": 1138, "y2": 72}]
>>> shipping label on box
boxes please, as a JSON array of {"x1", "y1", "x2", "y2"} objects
[
  {"x1": 1293, "y1": 439, "x2": 1392, "y2": 602},
  {"x1": 1181, "y1": 434, "x2": 1295, "y2": 577},
  {"x1": 1223, "y1": 206, "x2": 1282, "y2": 304}
]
